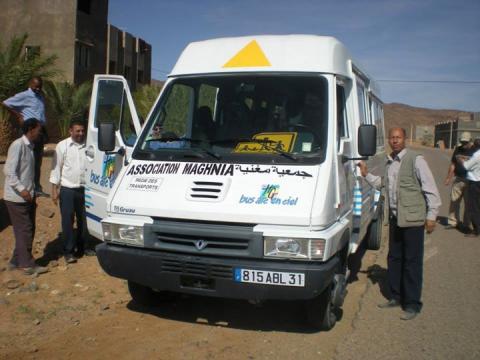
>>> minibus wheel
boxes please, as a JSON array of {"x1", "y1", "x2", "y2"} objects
[
  {"x1": 128, "y1": 281, "x2": 160, "y2": 306},
  {"x1": 367, "y1": 204, "x2": 384, "y2": 250},
  {"x1": 305, "y1": 284, "x2": 337, "y2": 331}
]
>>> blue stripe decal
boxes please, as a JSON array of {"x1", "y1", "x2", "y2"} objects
[
  {"x1": 86, "y1": 212, "x2": 102, "y2": 223},
  {"x1": 85, "y1": 201, "x2": 94, "y2": 207},
  {"x1": 85, "y1": 194, "x2": 92, "y2": 199}
]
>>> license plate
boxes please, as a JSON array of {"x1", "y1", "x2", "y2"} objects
[{"x1": 234, "y1": 268, "x2": 305, "y2": 287}]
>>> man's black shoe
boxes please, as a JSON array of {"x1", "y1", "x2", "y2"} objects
[
  {"x1": 23, "y1": 266, "x2": 49, "y2": 275},
  {"x1": 377, "y1": 299, "x2": 401, "y2": 309},
  {"x1": 400, "y1": 309, "x2": 419, "y2": 320},
  {"x1": 64, "y1": 255, "x2": 77, "y2": 264},
  {"x1": 7, "y1": 262, "x2": 17, "y2": 271},
  {"x1": 84, "y1": 249, "x2": 96, "y2": 257},
  {"x1": 35, "y1": 186, "x2": 50, "y2": 198},
  {"x1": 75, "y1": 249, "x2": 96, "y2": 258},
  {"x1": 444, "y1": 224, "x2": 457, "y2": 230}
]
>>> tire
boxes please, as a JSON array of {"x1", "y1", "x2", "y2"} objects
[
  {"x1": 366, "y1": 204, "x2": 384, "y2": 250},
  {"x1": 305, "y1": 285, "x2": 337, "y2": 331},
  {"x1": 127, "y1": 281, "x2": 159, "y2": 307}
]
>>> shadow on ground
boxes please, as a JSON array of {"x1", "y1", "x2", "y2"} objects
[
  {"x1": 365, "y1": 264, "x2": 389, "y2": 299},
  {"x1": 347, "y1": 240, "x2": 368, "y2": 284},
  {"x1": 36, "y1": 232, "x2": 101, "y2": 266},
  {"x1": 0, "y1": 199, "x2": 11, "y2": 232},
  {"x1": 126, "y1": 295, "x2": 324, "y2": 334}
]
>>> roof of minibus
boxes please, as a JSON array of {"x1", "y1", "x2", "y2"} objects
[{"x1": 170, "y1": 35, "x2": 356, "y2": 78}]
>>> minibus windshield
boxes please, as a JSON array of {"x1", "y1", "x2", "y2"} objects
[{"x1": 134, "y1": 74, "x2": 328, "y2": 164}]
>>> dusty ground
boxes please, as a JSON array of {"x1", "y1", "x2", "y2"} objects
[{"x1": 0, "y1": 151, "x2": 379, "y2": 360}]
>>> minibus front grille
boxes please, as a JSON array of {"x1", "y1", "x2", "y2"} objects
[
  {"x1": 160, "y1": 259, "x2": 232, "y2": 279},
  {"x1": 155, "y1": 232, "x2": 249, "y2": 250},
  {"x1": 186, "y1": 180, "x2": 230, "y2": 202},
  {"x1": 144, "y1": 220, "x2": 263, "y2": 258}
]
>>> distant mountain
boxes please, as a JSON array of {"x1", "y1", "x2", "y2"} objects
[{"x1": 383, "y1": 103, "x2": 471, "y2": 131}]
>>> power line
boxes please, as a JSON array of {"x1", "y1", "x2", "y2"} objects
[{"x1": 377, "y1": 79, "x2": 480, "y2": 84}]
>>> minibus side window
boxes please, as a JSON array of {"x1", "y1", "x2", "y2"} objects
[
  {"x1": 94, "y1": 80, "x2": 136, "y2": 146},
  {"x1": 356, "y1": 81, "x2": 367, "y2": 125},
  {"x1": 373, "y1": 100, "x2": 385, "y2": 147},
  {"x1": 336, "y1": 84, "x2": 348, "y2": 149}
]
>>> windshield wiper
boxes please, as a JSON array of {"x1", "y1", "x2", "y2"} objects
[
  {"x1": 185, "y1": 148, "x2": 222, "y2": 160},
  {"x1": 148, "y1": 137, "x2": 221, "y2": 160}
]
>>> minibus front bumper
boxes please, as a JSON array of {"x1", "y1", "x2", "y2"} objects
[{"x1": 96, "y1": 243, "x2": 339, "y2": 301}]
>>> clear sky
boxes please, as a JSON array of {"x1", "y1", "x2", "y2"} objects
[{"x1": 109, "y1": 0, "x2": 480, "y2": 112}]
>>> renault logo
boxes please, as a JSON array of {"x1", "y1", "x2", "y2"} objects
[{"x1": 194, "y1": 239, "x2": 207, "y2": 250}]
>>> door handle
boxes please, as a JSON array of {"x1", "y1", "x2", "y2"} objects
[{"x1": 85, "y1": 146, "x2": 95, "y2": 160}]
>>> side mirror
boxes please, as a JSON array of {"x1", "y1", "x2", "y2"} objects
[
  {"x1": 98, "y1": 122, "x2": 116, "y2": 152},
  {"x1": 358, "y1": 124, "x2": 377, "y2": 157}
]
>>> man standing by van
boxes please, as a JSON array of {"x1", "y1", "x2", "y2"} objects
[
  {"x1": 358, "y1": 127, "x2": 441, "y2": 320},
  {"x1": 4, "y1": 118, "x2": 48, "y2": 275},
  {"x1": 50, "y1": 120, "x2": 91, "y2": 263},
  {"x1": 444, "y1": 131, "x2": 474, "y2": 230}
]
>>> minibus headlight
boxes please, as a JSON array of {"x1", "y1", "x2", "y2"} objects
[
  {"x1": 264, "y1": 237, "x2": 325, "y2": 260},
  {"x1": 102, "y1": 222, "x2": 144, "y2": 247}
]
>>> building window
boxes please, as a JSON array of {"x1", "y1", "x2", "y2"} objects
[
  {"x1": 77, "y1": 0, "x2": 91, "y2": 14},
  {"x1": 76, "y1": 43, "x2": 91, "y2": 69},
  {"x1": 25, "y1": 46, "x2": 40, "y2": 60},
  {"x1": 137, "y1": 70, "x2": 144, "y2": 83}
]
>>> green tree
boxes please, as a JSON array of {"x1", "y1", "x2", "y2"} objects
[
  {"x1": 43, "y1": 81, "x2": 92, "y2": 138},
  {"x1": 132, "y1": 83, "x2": 162, "y2": 122},
  {"x1": 0, "y1": 33, "x2": 58, "y2": 154}
]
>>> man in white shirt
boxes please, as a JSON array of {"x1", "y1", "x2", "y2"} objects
[
  {"x1": 459, "y1": 141, "x2": 480, "y2": 237},
  {"x1": 50, "y1": 120, "x2": 90, "y2": 263},
  {"x1": 4, "y1": 118, "x2": 48, "y2": 275}
]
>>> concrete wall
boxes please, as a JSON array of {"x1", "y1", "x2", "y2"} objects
[
  {"x1": 0, "y1": 0, "x2": 151, "y2": 90},
  {"x1": 0, "y1": 0, "x2": 77, "y2": 82},
  {"x1": 435, "y1": 119, "x2": 480, "y2": 148},
  {"x1": 106, "y1": 24, "x2": 152, "y2": 90}
]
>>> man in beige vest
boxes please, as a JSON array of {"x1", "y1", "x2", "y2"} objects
[{"x1": 358, "y1": 127, "x2": 441, "y2": 320}]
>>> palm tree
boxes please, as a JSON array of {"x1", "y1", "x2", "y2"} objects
[
  {"x1": 0, "y1": 33, "x2": 58, "y2": 154},
  {"x1": 43, "y1": 81, "x2": 92, "y2": 138},
  {"x1": 133, "y1": 83, "x2": 163, "y2": 122}
]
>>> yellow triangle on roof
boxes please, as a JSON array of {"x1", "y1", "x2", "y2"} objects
[{"x1": 223, "y1": 40, "x2": 271, "y2": 68}]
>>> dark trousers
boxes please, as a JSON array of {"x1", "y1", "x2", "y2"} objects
[
  {"x1": 466, "y1": 181, "x2": 480, "y2": 234},
  {"x1": 388, "y1": 217, "x2": 424, "y2": 312},
  {"x1": 33, "y1": 125, "x2": 47, "y2": 189},
  {"x1": 5, "y1": 200, "x2": 36, "y2": 268},
  {"x1": 59, "y1": 187, "x2": 87, "y2": 255}
]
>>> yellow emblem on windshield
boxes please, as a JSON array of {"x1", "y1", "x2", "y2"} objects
[
  {"x1": 223, "y1": 40, "x2": 271, "y2": 68},
  {"x1": 234, "y1": 132, "x2": 297, "y2": 153}
]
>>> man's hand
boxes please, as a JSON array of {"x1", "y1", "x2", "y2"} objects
[
  {"x1": 52, "y1": 192, "x2": 59, "y2": 206},
  {"x1": 19, "y1": 189, "x2": 32, "y2": 202},
  {"x1": 357, "y1": 161, "x2": 368, "y2": 177},
  {"x1": 51, "y1": 185, "x2": 59, "y2": 206},
  {"x1": 444, "y1": 177, "x2": 453, "y2": 186},
  {"x1": 425, "y1": 220, "x2": 436, "y2": 233}
]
